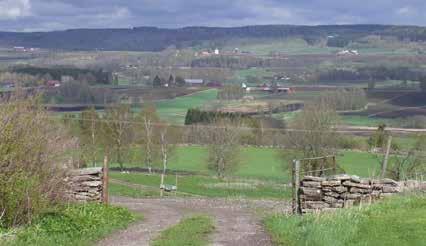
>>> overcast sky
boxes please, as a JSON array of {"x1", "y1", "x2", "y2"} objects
[{"x1": 1, "y1": 0, "x2": 426, "y2": 32}]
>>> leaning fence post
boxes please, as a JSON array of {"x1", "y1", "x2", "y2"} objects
[
  {"x1": 332, "y1": 156, "x2": 337, "y2": 175},
  {"x1": 102, "y1": 155, "x2": 109, "y2": 205},
  {"x1": 381, "y1": 136, "x2": 392, "y2": 178},
  {"x1": 293, "y1": 160, "x2": 301, "y2": 214}
]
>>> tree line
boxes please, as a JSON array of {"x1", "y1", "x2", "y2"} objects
[
  {"x1": 317, "y1": 66, "x2": 426, "y2": 87},
  {"x1": 184, "y1": 108, "x2": 254, "y2": 125},
  {"x1": 11, "y1": 66, "x2": 112, "y2": 85}
]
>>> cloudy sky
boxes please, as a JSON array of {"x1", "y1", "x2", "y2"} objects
[{"x1": 1, "y1": 0, "x2": 426, "y2": 32}]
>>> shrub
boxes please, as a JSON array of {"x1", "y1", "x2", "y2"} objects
[{"x1": 0, "y1": 96, "x2": 73, "y2": 228}]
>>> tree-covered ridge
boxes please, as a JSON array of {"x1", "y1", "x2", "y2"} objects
[{"x1": 1, "y1": 25, "x2": 426, "y2": 51}]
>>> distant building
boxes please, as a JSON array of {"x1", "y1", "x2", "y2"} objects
[
  {"x1": 337, "y1": 50, "x2": 359, "y2": 56},
  {"x1": 185, "y1": 79, "x2": 204, "y2": 86},
  {"x1": 13, "y1": 46, "x2": 26, "y2": 52},
  {"x1": 1, "y1": 81, "x2": 15, "y2": 89},
  {"x1": 61, "y1": 76, "x2": 73, "y2": 83},
  {"x1": 214, "y1": 48, "x2": 220, "y2": 55},
  {"x1": 47, "y1": 80, "x2": 61, "y2": 88},
  {"x1": 206, "y1": 82, "x2": 223, "y2": 88}
]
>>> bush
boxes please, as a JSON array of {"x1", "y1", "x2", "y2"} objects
[{"x1": 0, "y1": 96, "x2": 73, "y2": 228}]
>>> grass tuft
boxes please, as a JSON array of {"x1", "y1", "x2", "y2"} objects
[{"x1": 152, "y1": 215, "x2": 214, "y2": 246}]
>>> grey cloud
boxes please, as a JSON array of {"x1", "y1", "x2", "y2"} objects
[{"x1": 0, "y1": 0, "x2": 426, "y2": 32}]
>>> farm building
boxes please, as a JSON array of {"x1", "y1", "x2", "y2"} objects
[
  {"x1": 185, "y1": 79, "x2": 204, "y2": 86},
  {"x1": 47, "y1": 80, "x2": 61, "y2": 87}
]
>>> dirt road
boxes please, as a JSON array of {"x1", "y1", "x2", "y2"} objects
[{"x1": 98, "y1": 196, "x2": 290, "y2": 246}]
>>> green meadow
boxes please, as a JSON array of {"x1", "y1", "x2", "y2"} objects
[{"x1": 155, "y1": 89, "x2": 218, "y2": 124}]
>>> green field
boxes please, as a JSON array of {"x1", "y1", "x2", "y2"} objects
[
  {"x1": 155, "y1": 89, "x2": 218, "y2": 124},
  {"x1": 233, "y1": 68, "x2": 276, "y2": 83},
  {"x1": 340, "y1": 115, "x2": 398, "y2": 127},
  {"x1": 265, "y1": 194, "x2": 426, "y2": 246},
  {"x1": 111, "y1": 146, "x2": 381, "y2": 181},
  {"x1": 108, "y1": 146, "x2": 385, "y2": 199},
  {"x1": 109, "y1": 172, "x2": 290, "y2": 199},
  {"x1": 225, "y1": 38, "x2": 339, "y2": 56}
]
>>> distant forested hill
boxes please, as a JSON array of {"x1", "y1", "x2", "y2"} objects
[{"x1": 0, "y1": 25, "x2": 425, "y2": 51}]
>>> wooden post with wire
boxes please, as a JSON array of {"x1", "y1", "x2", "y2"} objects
[
  {"x1": 102, "y1": 155, "x2": 109, "y2": 205},
  {"x1": 381, "y1": 136, "x2": 392, "y2": 178},
  {"x1": 292, "y1": 160, "x2": 301, "y2": 214},
  {"x1": 175, "y1": 173, "x2": 178, "y2": 197},
  {"x1": 332, "y1": 156, "x2": 337, "y2": 175}
]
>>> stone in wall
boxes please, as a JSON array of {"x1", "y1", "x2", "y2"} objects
[
  {"x1": 64, "y1": 167, "x2": 104, "y2": 203},
  {"x1": 298, "y1": 174, "x2": 410, "y2": 214}
]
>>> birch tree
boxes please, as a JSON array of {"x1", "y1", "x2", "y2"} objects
[
  {"x1": 79, "y1": 107, "x2": 101, "y2": 166},
  {"x1": 104, "y1": 104, "x2": 134, "y2": 171},
  {"x1": 138, "y1": 103, "x2": 160, "y2": 173},
  {"x1": 205, "y1": 119, "x2": 241, "y2": 178}
]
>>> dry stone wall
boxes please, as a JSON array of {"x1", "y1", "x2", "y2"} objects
[
  {"x1": 64, "y1": 167, "x2": 104, "y2": 203},
  {"x1": 299, "y1": 174, "x2": 407, "y2": 213}
]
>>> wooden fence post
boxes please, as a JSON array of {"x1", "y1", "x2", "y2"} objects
[
  {"x1": 102, "y1": 155, "x2": 109, "y2": 205},
  {"x1": 292, "y1": 160, "x2": 301, "y2": 214},
  {"x1": 332, "y1": 156, "x2": 337, "y2": 175},
  {"x1": 381, "y1": 136, "x2": 392, "y2": 178}
]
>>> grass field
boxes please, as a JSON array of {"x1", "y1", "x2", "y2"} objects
[
  {"x1": 152, "y1": 216, "x2": 214, "y2": 246},
  {"x1": 111, "y1": 146, "x2": 382, "y2": 181},
  {"x1": 109, "y1": 172, "x2": 290, "y2": 199},
  {"x1": 265, "y1": 194, "x2": 426, "y2": 246},
  {"x1": 340, "y1": 115, "x2": 398, "y2": 127},
  {"x1": 155, "y1": 89, "x2": 218, "y2": 124},
  {"x1": 225, "y1": 38, "x2": 339, "y2": 56},
  {"x1": 233, "y1": 68, "x2": 276, "y2": 83},
  {"x1": 107, "y1": 145, "x2": 387, "y2": 200}
]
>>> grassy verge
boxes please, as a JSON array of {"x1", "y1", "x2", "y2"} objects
[
  {"x1": 4, "y1": 204, "x2": 135, "y2": 246},
  {"x1": 152, "y1": 216, "x2": 214, "y2": 246},
  {"x1": 110, "y1": 172, "x2": 290, "y2": 199},
  {"x1": 265, "y1": 194, "x2": 426, "y2": 246}
]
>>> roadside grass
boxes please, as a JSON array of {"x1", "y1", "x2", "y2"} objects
[
  {"x1": 265, "y1": 194, "x2": 426, "y2": 246},
  {"x1": 109, "y1": 172, "x2": 291, "y2": 199},
  {"x1": 151, "y1": 215, "x2": 214, "y2": 246},
  {"x1": 155, "y1": 89, "x2": 218, "y2": 124},
  {"x1": 6, "y1": 204, "x2": 135, "y2": 246}
]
